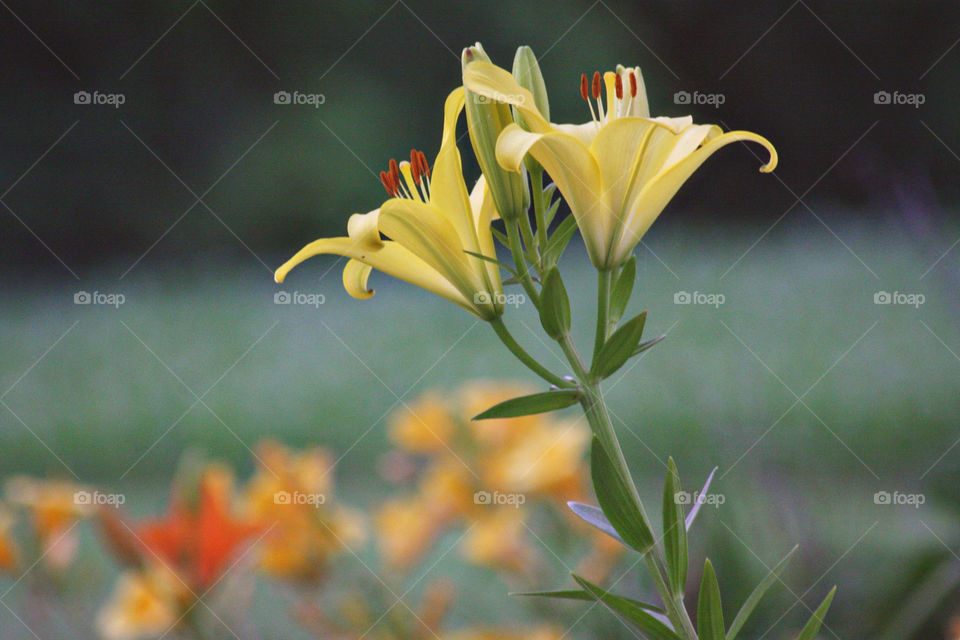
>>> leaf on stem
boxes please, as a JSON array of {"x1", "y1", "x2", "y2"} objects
[
  {"x1": 571, "y1": 574, "x2": 679, "y2": 640},
  {"x1": 593, "y1": 312, "x2": 646, "y2": 379},
  {"x1": 463, "y1": 250, "x2": 517, "y2": 276},
  {"x1": 472, "y1": 389, "x2": 581, "y2": 420},
  {"x1": 609, "y1": 256, "x2": 636, "y2": 325},
  {"x1": 685, "y1": 466, "x2": 718, "y2": 531},
  {"x1": 590, "y1": 436, "x2": 655, "y2": 552},
  {"x1": 542, "y1": 215, "x2": 578, "y2": 268},
  {"x1": 662, "y1": 457, "x2": 688, "y2": 598},
  {"x1": 633, "y1": 333, "x2": 667, "y2": 356},
  {"x1": 512, "y1": 589, "x2": 592, "y2": 601},
  {"x1": 796, "y1": 586, "x2": 836, "y2": 640},
  {"x1": 567, "y1": 501, "x2": 625, "y2": 544},
  {"x1": 539, "y1": 267, "x2": 571, "y2": 339},
  {"x1": 697, "y1": 559, "x2": 725, "y2": 640},
  {"x1": 726, "y1": 545, "x2": 797, "y2": 640}
]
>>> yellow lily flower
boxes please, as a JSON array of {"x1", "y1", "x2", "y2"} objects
[
  {"x1": 275, "y1": 88, "x2": 504, "y2": 320},
  {"x1": 463, "y1": 61, "x2": 778, "y2": 269}
]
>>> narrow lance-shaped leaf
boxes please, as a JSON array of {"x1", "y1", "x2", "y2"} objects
[
  {"x1": 571, "y1": 574, "x2": 680, "y2": 640},
  {"x1": 698, "y1": 559, "x2": 725, "y2": 640},
  {"x1": 686, "y1": 466, "x2": 718, "y2": 531},
  {"x1": 567, "y1": 501, "x2": 624, "y2": 545},
  {"x1": 590, "y1": 436, "x2": 654, "y2": 552},
  {"x1": 797, "y1": 586, "x2": 837, "y2": 640},
  {"x1": 539, "y1": 267, "x2": 571, "y2": 339},
  {"x1": 634, "y1": 334, "x2": 667, "y2": 356},
  {"x1": 726, "y1": 545, "x2": 798, "y2": 640},
  {"x1": 608, "y1": 256, "x2": 636, "y2": 325},
  {"x1": 662, "y1": 457, "x2": 688, "y2": 598},
  {"x1": 593, "y1": 312, "x2": 646, "y2": 379},
  {"x1": 472, "y1": 389, "x2": 581, "y2": 420},
  {"x1": 542, "y1": 215, "x2": 578, "y2": 268},
  {"x1": 512, "y1": 589, "x2": 592, "y2": 602}
]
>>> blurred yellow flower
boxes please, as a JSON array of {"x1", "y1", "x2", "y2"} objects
[
  {"x1": 5, "y1": 476, "x2": 88, "y2": 569},
  {"x1": 245, "y1": 440, "x2": 366, "y2": 582},
  {"x1": 389, "y1": 395, "x2": 457, "y2": 454},
  {"x1": 0, "y1": 507, "x2": 18, "y2": 572},
  {"x1": 445, "y1": 626, "x2": 564, "y2": 640},
  {"x1": 96, "y1": 569, "x2": 183, "y2": 640},
  {"x1": 460, "y1": 506, "x2": 529, "y2": 575}
]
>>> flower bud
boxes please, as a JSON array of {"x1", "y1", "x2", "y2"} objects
[
  {"x1": 462, "y1": 42, "x2": 527, "y2": 221},
  {"x1": 512, "y1": 45, "x2": 550, "y2": 175}
]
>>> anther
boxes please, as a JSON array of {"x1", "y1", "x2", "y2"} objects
[
  {"x1": 591, "y1": 71, "x2": 602, "y2": 100},
  {"x1": 410, "y1": 149, "x2": 422, "y2": 185},
  {"x1": 629, "y1": 71, "x2": 637, "y2": 98},
  {"x1": 379, "y1": 171, "x2": 394, "y2": 196},
  {"x1": 615, "y1": 74, "x2": 623, "y2": 100},
  {"x1": 418, "y1": 150, "x2": 430, "y2": 178},
  {"x1": 580, "y1": 73, "x2": 589, "y2": 101}
]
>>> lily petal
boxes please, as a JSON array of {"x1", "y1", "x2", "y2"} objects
[{"x1": 463, "y1": 60, "x2": 551, "y2": 133}]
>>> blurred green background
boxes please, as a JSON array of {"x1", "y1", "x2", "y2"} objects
[{"x1": 2, "y1": 1, "x2": 960, "y2": 639}]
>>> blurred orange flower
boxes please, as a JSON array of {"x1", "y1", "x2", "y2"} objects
[{"x1": 5, "y1": 476, "x2": 88, "y2": 569}]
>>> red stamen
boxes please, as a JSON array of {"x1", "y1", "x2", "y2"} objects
[
  {"x1": 389, "y1": 158, "x2": 400, "y2": 191},
  {"x1": 410, "y1": 149, "x2": 422, "y2": 185},
  {"x1": 615, "y1": 74, "x2": 623, "y2": 100},
  {"x1": 580, "y1": 73, "x2": 589, "y2": 101},
  {"x1": 629, "y1": 71, "x2": 637, "y2": 98},
  {"x1": 591, "y1": 71, "x2": 601, "y2": 100},
  {"x1": 379, "y1": 171, "x2": 392, "y2": 196}
]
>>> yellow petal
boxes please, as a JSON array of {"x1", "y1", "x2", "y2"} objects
[
  {"x1": 462, "y1": 60, "x2": 551, "y2": 133},
  {"x1": 496, "y1": 123, "x2": 609, "y2": 266},
  {"x1": 342, "y1": 259, "x2": 374, "y2": 299},
  {"x1": 274, "y1": 235, "x2": 470, "y2": 311},
  {"x1": 613, "y1": 130, "x2": 777, "y2": 263}
]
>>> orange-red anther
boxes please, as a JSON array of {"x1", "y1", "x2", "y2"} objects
[
  {"x1": 591, "y1": 71, "x2": 601, "y2": 100},
  {"x1": 580, "y1": 73, "x2": 589, "y2": 101},
  {"x1": 615, "y1": 74, "x2": 623, "y2": 100},
  {"x1": 410, "y1": 149, "x2": 422, "y2": 185},
  {"x1": 629, "y1": 71, "x2": 637, "y2": 98},
  {"x1": 380, "y1": 170, "x2": 396, "y2": 196},
  {"x1": 418, "y1": 150, "x2": 430, "y2": 178},
  {"x1": 389, "y1": 158, "x2": 400, "y2": 188}
]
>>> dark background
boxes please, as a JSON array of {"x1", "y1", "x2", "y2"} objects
[{"x1": 2, "y1": 0, "x2": 959, "y2": 275}]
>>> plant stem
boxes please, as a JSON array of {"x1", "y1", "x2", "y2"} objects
[
  {"x1": 505, "y1": 220, "x2": 540, "y2": 305},
  {"x1": 531, "y1": 169, "x2": 548, "y2": 252},
  {"x1": 490, "y1": 318, "x2": 570, "y2": 388},
  {"x1": 592, "y1": 268, "x2": 611, "y2": 368}
]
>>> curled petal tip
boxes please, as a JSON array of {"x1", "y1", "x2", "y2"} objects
[{"x1": 273, "y1": 271, "x2": 285, "y2": 284}]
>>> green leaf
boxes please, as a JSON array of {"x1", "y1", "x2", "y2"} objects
[
  {"x1": 463, "y1": 250, "x2": 516, "y2": 276},
  {"x1": 571, "y1": 574, "x2": 679, "y2": 639},
  {"x1": 590, "y1": 436, "x2": 654, "y2": 552},
  {"x1": 686, "y1": 466, "x2": 718, "y2": 531},
  {"x1": 593, "y1": 312, "x2": 647, "y2": 379},
  {"x1": 539, "y1": 268, "x2": 571, "y2": 339},
  {"x1": 797, "y1": 586, "x2": 836, "y2": 640},
  {"x1": 726, "y1": 545, "x2": 797, "y2": 640},
  {"x1": 662, "y1": 457, "x2": 688, "y2": 598},
  {"x1": 633, "y1": 333, "x2": 667, "y2": 356},
  {"x1": 512, "y1": 589, "x2": 591, "y2": 602},
  {"x1": 698, "y1": 559, "x2": 725, "y2": 640},
  {"x1": 543, "y1": 194, "x2": 561, "y2": 228},
  {"x1": 542, "y1": 215, "x2": 578, "y2": 268},
  {"x1": 567, "y1": 501, "x2": 624, "y2": 545},
  {"x1": 491, "y1": 225, "x2": 509, "y2": 247},
  {"x1": 472, "y1": 389, "x2": 581, "y2": 420},
  {"x1": 609, "y1": 256, "x2": 636, "y2": 324}
]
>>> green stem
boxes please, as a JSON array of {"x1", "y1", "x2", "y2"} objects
[
  {"x1": 505, "y1": 220, "x2": 540, "y2": 305},
  {"x1": 490, "y1": 318, "x2": 570, "y2": 388},
  {"x1": 592, "y1": 269, "x2": 611, "y2": 369},
  {"x1": 531, "y1": 169, "x2": 548, "y2": 253}
]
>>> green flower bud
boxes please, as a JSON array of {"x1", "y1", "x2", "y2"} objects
[
  {"x1": 512, "y1": 45, "x2": 550, "y2": 175},
  {"x1": 462, "y1": 42, "x2": 527, "y2": 221}
]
